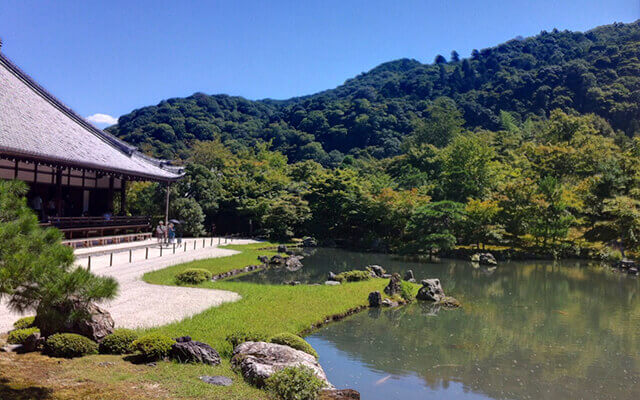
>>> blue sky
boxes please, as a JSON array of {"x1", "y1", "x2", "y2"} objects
[{"x1": 0, "y1": 0, "x2": 637, "y2": 127}]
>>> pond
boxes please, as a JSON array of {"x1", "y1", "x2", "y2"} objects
[{"x1": 237, "y1": 248, "x2": 640, "y2": 399}]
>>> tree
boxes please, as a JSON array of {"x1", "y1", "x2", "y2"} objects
[
  {"x1": 450, "y1": 50, "x2": 460, "y2": 62},
  {"x1": 403, "y1": 201, "x2": 464, "y2": 255},
  {"x1": 261, "y1": 194, "x2": 311, "y2": 241},
  {"x1": 463, "y1": 198, "x2": 504, "y2": 249},
  {"x1": 592, "y1": 196, "x2": 640, "y2": 255},
  {"x1": 409, "y1": 97, "x2": 464, "y2": 148},
  {"x1": 170, "y1": 197, "x2": 206, "y2": 237},
  {"x1": 435, "y1": 54, "x2": 447, "y2": 64},
  {"x1": 530, "y1": 176, "x2": 575, "y2": 247},
  {"x1": 439, "y1": 133, "x2": 497, "y2": 202},
  {"x1": 0, "y1": 180, "x2": 118, "y2": 332}
]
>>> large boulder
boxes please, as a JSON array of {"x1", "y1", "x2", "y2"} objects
[
  {"x1": 285, "y1": 256, "x2": 304, "y2": 271},
  {"x1": 35, "y1": 297, "x2": 114, "y2": 342},
  {"x1": 170, "y1": 336, "x2": 221, "y2": 365},
  {"x1": 383, "y1": 273, "x2": 402, "y2": 296},
  {"x1": 471, "y1": 253, "x2": 498, "y2": 266},
  {"x1": 257, "y1": 255, "x2": 270, "y2": 264},
  {"x1": 20, "y1": 332, "x2": 44, "y2": 353},
  {"x1": 367, "y1": 265, "x2": 386, "y2": 278},
  {"x1": 368, "y1": 291, "x2": 382, "y2": 307},
  {"x1": 269, "y1": 254, "x2": 286, "y2": 265},
  {"x1": 231, "y1": 341, "x2": 332, "y2": 387},
  {"x1": 416, "y1": 279, "x2": 445, "y2": 302},
  {"x1": 277, "y1": 245, "x2": 288, "y2": 253},
  {"x1": 319, "y1": 389, "x2": 361, "y2": 399},
  {"x1": 302, "y1": 237, "x2": 318, "y2": 247}
]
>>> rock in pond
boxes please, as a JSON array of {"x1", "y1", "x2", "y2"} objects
[
  {"x1": 383, "y1": 273, "x2": 402, "y2": 296},
  {"x1": 437, "y1": 296, "x2": 461, "y2": 308},
  {"x1": 231, "y1": 341, "x2": 332, "y2": 387},
  {"x1": 381, "y1": 298, "x2": 399, "y2": 307},
  {"x1": 368, "y1": 291, "x2": 382, "y2": 307},
  {"x1": 269, "y1": 254, "x2": 286, "y2": 265},
  {"x1": 471, "y1": 253, "x2": 498, "y2": 266},
  {"x1": 416, "y1": 279, "x2": 445, "y2": 302},
  {"x1": 404, "y1": 270, "x2": 415, "y2": 281},
  {"x1": 277, "y1": 244, "x2": 288, "y2": 253},
  {"x1": 171, "y1": 336, "x2": 221, "y2": 365},
  {"x1": 303, "y1": 237, "x2": 318, "y2": 247},
  {"x1": 319, "y1": 388, "x2": 361, "y2": 399},
  {"x1": 285, "y1": 255, "x2": 304, "y2": 271},
  {"x1": 35, "y1": 296, "x2": 114, "y2": 342},
  {"x1": 616, "y1": 259, "x2": 636, "y2": 269},
  {"x1": 200, "y1": 375, "x2": 233, "y2": 386}
]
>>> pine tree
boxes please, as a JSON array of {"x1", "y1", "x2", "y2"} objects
[{"x1": 0, "y1": 180, "x2": 118, "y2": 331}]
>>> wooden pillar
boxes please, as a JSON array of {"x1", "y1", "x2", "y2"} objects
[
  {"x1": 55, "y1": 167, "x2": 62, "y2": 216},
  {"x1": 108, "y1": 176, "x2": 114, "y2": 212},
  {"x1": 14, "y1": 160, "x2": 18, "y2": 179},
  {"x1": 164, "y1": 182, "x2": 170, "y2": 226},
  {"x1": 120, "y1": 178, "x2": 127, "y2": 216}
]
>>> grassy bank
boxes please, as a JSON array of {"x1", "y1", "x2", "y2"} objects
[{"x1": 1, "y1": 242, "x2": 395, "y2": 400}]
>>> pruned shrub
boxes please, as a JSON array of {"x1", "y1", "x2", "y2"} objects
[
  {"x1": 7, "y1": 327, "x2": 39, "y2": 345},
  {"x1": 99, "y1": 328, "x2": 138, "y2": 354},
  {"x1": 269, "y1": 333, "x2": 318, "y2": 359},
  {"x1": 13, "y1": 316, "x2": 35, "y2": 330},
  {"x1": 132, "y1": 333, "x2": 175, "y2": 360},
  {"x1": 334, "y1": 270, "x2": 371, "y2": 282},
  {"x1": 226, "y1": 331, "x2": 268, "y2": 349},
  {"x1": 599, "y1": 247, "x2": 623, "y2": 262},
  {"x1": 265, "y1": 366, "x2": 324, "y2": 400},
  {"x1": 400, "y1": 281, "x2": 416, "y2": 301},
  {"x1": 44, "y1": 333, "x2": 98, "y2": 358},
  {"x1": 175, "y1": 268, "x2": 212, "y2": 285}
]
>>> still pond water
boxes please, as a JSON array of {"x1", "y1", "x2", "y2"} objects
[{"x1": 236, "y1": 248, "x2": 640, "y2": 400}]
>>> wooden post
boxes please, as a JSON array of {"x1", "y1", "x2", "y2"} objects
[
  {"x1": 129, "y1": 249, "x2": 132, "y2": 263},
  {"x1": 55, "y1": 167, "x2": 62, "y2": 216},
  {"x1": 164, "y1": 182, "x2": 170, "y2": 226},
  {"x1": 194, "y1": 241, "x2": 196, "y2": 250},
  {"x1": 109, "y1": 253, "x2": 113, "y2": 267},
  {"x1": 145, "y1": 247, "x2": 149, "y2": 259},
  {"x1": 87, "y1": 256, "x2": 91, "y2": 271},
  {"x1": 120, "y1": 178, "x2": 127, "y2": 216},
  {"x1": 173, "y1": 243, "x2": 176, "y2": 254},
  {"x1": 184, "y1": 242, "x2": 187, "y2": 252}
]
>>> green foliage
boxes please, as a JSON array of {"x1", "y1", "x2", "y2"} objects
[
  {"x1": 264, "y1": 366, "x2": 325, "y2": 400},
  {"x1": 7, "y1": 327, "x2": 39, "y2": 345},
  {"x1": 99, "y1": 329, "x2": 139, "y2": 354},
  {"x1": 44, "y1": 333, "x2": 98, "y2": 358},
  {"x1": 269, "y1": 333, "x2": 318, "y2": 359},
  {"x1": 225, "y1": 330, "x2": 268, "y2": 349},
  {"x1": 175, "y1": 268, "x2": 212, "y2": 285},
  {"x1": 13, "y1": 316, "x2": 35, "y2": 330},
  {"x1": 400, "y1": 281, "x2": 415, "y2": 301},
  {"x1": 403, "y1": 201, "x2": 465, "y2": 254},
  {"x1": 334, "y1": 270, "x2": 371, "y2": 282},
  {"x1": 0, "y1": 181, "x2": 118, "y2": 330},
  {"x1": 132, "y1": 333, "x2": 175, "y2": 360},
  {"x1": 170, "y1": 197, "x2": 206, "y2": 237}
]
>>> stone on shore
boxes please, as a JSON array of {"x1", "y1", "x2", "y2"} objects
[
  {"x1": 285, "y1": 255, "x2": 304, "y2": 271},
  {"x1": 257, "y1": 255, "x2": 269, "y2": 264},
  {"x1": 231, "y1": 341, "x2": 332, "y2": 387},
  {"x1": 319, "y1": 388, "x2": 361, "y2": 399},
  {"x1": 368, "y1": 291, "x2": 382, "y2": 307},
  {"x1": 277, "y1": 245, "x2": 288, "y2": 253},
  {"x1": 303, "y1": 237, "x2": 318, "y2": 247},
  {"x1": 404, "y1": 270, "x2": 415, "y2": 281},
  {"x1": 367, "y1": 265, "x2": 386, "y2": 278},
  {"x1": 170, "y1": 336, "x2": 221, "y2": 365},
  {"x1": 383, "y1": 273, "x2": 402, "y2": 296},
  {"x1": 325, "y1": 281, "x2": 341, "y2": 286},
  {"x1": 21, "y1": 331, "x2": 44, "y2": 353}
]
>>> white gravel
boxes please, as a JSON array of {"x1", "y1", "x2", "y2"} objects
[{"x1": 0, "y1": 238, "x2": 259, "y2": 333}]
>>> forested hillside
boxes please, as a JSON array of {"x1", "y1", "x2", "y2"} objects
[{"x1": 108, "y1": 21, "x2": 640, "y2": 164}]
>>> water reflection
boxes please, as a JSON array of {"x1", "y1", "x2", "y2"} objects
[{"x1": 275, "y1": 248, "x2": 640, "y2": 399}]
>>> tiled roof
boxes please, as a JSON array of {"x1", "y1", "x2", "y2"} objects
[{"x1": 0, "y1": 53, "x2": 183, "y2": 181}]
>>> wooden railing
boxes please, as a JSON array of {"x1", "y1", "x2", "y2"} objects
[{"x1": 40, "y1": 215, "x2": 151, "y2": 239}]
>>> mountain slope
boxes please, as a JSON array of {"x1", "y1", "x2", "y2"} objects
[{"x1": 108, "y1": 20, "x2": 640, "y2": 164}]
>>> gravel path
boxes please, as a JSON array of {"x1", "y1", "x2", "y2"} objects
[{"x1": 0, "y1": 239, "x2": 259, "y2": 333}]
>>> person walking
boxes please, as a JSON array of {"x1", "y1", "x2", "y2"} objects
[
  {"x1": 155, "y1": 221, "x2": 164, "y2": 244},
  {"x1": 168, "y1": 223, "x2": 176, "y2": 245}
]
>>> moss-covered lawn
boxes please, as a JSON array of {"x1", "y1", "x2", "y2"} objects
[{"x1": 1, "y1": 242, "x2": 395, "y2": 399}]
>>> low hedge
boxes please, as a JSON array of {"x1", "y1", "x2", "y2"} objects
[
  {"x1": 269, "y1": 333, "x2": 318, "y2": 359},
  {"x1": 226, "y1": 331, "x2": 268, "y2": 349},
  {"x1": 334, "y1": 270, "x2": 371, "y2": 282},
  {"x1": 175, "y1": 268, "x2": 212, "y2": 285},
  {"x1": 132, "y1": 333, "x2": 175, "y2": 360},
  {"x1": 7, "y1": 327, "x2": 40, "y2": 345},
  {"x1": 265, "y1": 366, "x2": 324, "y2": 400},
  {"x1": 13, "y1": 316, "x2": 35, "y2": 330},
  {"x1": 99, "y1": 329, "x2": 139, "y2": 354},
  {"x1": 44, "y1": 333, "x2": 98, "y2": 358}
]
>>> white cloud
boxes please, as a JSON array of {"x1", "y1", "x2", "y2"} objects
[{"x1": 86, "y1": 113, "x2": 118, "y2": 126}]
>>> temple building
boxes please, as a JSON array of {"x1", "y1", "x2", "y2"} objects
[{"x1": 0, "y1": 43, "x2": 183, "y2": 242}]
